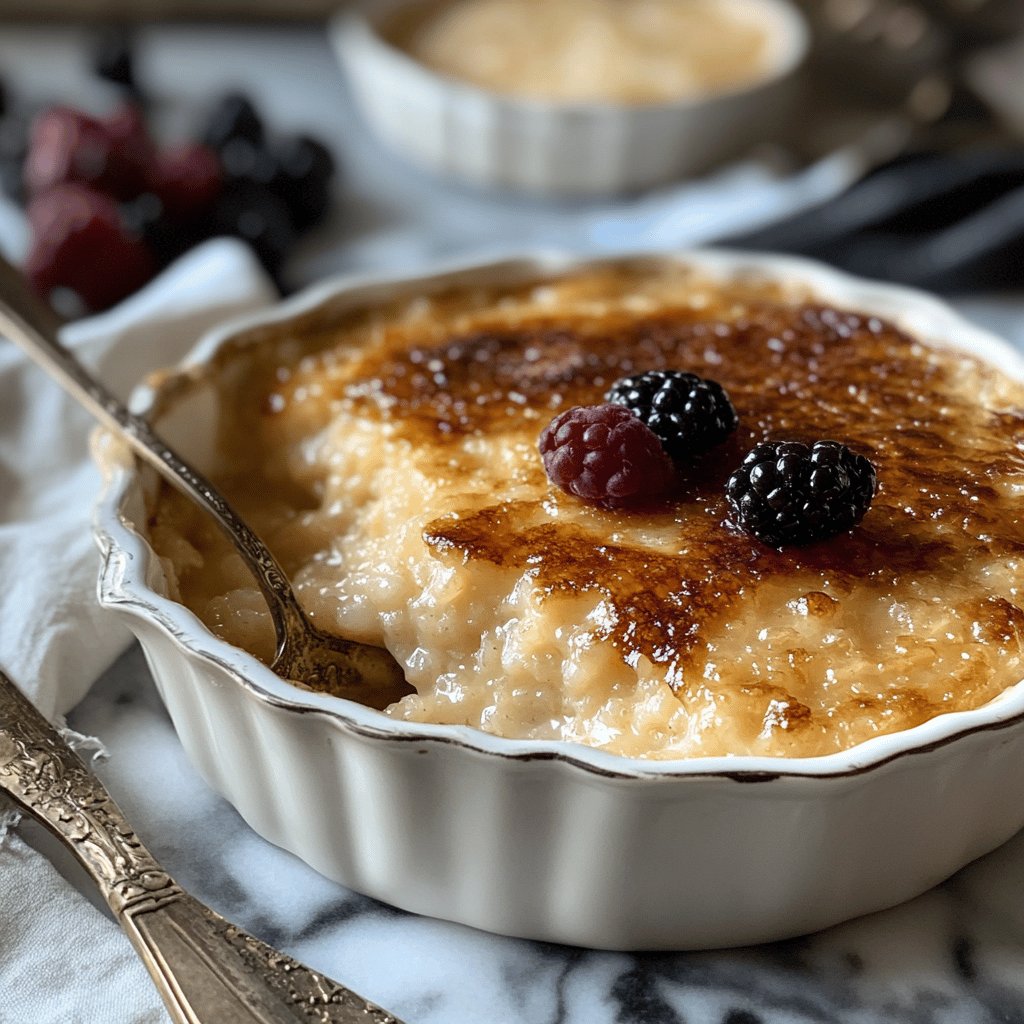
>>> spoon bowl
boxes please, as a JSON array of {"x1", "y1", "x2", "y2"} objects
[{"x1": 0, "y1": 256, "x2": 408, "y2": 708}]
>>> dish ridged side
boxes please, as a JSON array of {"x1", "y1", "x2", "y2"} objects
[
  {"x1": 93, "y1": 249, "x2": 1024, "y2": 948},
  {"x1": 136, "y1": 611, "x2": 1024, "y2": 949}
]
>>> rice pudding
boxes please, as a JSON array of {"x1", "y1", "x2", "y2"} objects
[
  {"x1": 146, "y1": 261, "x2": 1024, "y2": 759},
  {"x1": 384, "y1": 0, "x2": 780, "y2": 105}
]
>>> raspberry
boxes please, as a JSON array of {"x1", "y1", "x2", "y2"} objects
[
  {"x1": 726, "y1": 440, "x2": 877, "y2": 547},
  {"x1": 147, "y1": 142, "x2": 222, "y2": 220},
  {"x1": 23, "y1": 104, "x2": 150, "y2": 200},
  {"x1": 606, "y1": 370, "x2": 737, "y2": 461},
  {"x1": 103, "y1": 103, "x2": 153, "y2": 176},
  {"x1": 26, "y1": 184, "x2": 156, "y2": 311},
  {"x1": 539, "y1": 404, "x2": 674, "y2": 508}
]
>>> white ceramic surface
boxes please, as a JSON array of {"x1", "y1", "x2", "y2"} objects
[
  {"x1": 93, "y1": 250, "x2": 1024, "y2": 950},
  {"x1": 330, "y1": 0, "x2": 809, "y2": 197}
]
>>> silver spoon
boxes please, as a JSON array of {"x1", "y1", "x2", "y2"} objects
[
  {"x1": 0, "y1": 256, "x2": 408, "y2": 708},
  {"x1": 0, "y1": 665, "x2": 406, "y2": 1024}
]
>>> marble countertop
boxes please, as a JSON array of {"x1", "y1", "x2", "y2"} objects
[{"x1": 5, "y1": 20, "x2": 1024, "y2": 1024}]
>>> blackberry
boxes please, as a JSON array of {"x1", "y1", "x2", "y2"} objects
[
  {"x1": 94, "y1": 27, "x2": 137, "y2": 94},
  {"x1": 539, "y1": 404, "x2": 673, "y2": 509},
  {"x1": 213, "y1": 181, "x2": 295, "y2": 276},
  {"x1": 726, "y1": 440, "x2": 877, "y2": 547},
  {"x1": 219, "y1": 136, "x2": 279, "y2": 190},
  {"x1": 202, "y1": 93, "x2": 264, "y2": 152},
  {"x1": 120, "y1": 191, "x2": 198, "y2": 266},
  {"x1": 606, "y1": 370, "x2": 737, "y2": 462},
  {"x1": 273, "y1": 135, "x2": 335, "y2": 231}
]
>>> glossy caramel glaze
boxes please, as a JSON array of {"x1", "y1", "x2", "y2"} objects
[{"x1": 147, "y1": 263, "x2": 1024, "y2": 758}]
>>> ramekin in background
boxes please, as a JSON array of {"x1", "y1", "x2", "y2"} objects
[
  {"x1": 330, "y1": 0, "x2": 810, "y2": 197},
  {"x1": 93, "y1": 250, "x2": 1024, "y2": 951}
]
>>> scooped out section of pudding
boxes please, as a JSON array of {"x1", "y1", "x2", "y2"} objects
[{"x1": 146, "y1": 261, "x2": 1024, "y2": 759}]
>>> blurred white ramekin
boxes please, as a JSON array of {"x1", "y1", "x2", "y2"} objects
[
  {"x1": 93, "y1": 250, "x2": 1024, "y2": 950},
  {"x1": 330, "y1": 0, "x2": 810, "y2": 197}
]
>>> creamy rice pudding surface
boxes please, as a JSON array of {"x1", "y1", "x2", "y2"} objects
[
  {"x1": 384, "y1": 0, "x2": 777, "y2": 104},
  {"x1": 148, "y1": 262, "x2": 1024, "y2": 759}
]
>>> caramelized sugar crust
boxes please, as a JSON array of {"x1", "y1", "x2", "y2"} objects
[{"x1": 147, "y1": 263, "x2": 1024, "y2": 759}]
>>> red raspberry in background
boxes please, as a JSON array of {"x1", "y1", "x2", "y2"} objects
[
  {"x1": 538, "y1": 404, "x2": 674, "y2": 509},
  {"x1": 103, "y1": 103, "x2": 151, "y2": 165},
  {"x1": 23, "y1": 104, "x2": 150, "y2": 200},
  {"x1": 147, "y1": 142, "x2": 222, "y2": 220},
  {"x1": 26, "y1": 183, "x2": 156, "y2": 311}
]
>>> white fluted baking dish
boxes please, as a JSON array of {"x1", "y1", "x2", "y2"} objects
[
  {"x1": 93, "y1": 250, "x2": 1024, "y2": 950},
  {"x1": 330, "y1": 0, "x2": 809, "y2": 197}
]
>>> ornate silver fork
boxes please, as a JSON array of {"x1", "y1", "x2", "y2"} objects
[{"x1": 0, "y1": 667, "x2": 406, "y2": 1024}]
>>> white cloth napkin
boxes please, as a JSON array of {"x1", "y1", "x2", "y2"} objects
[{"x1": 0, "y1": 238, "x2": 277, "y2": 1023}]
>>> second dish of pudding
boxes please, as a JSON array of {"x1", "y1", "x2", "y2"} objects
[{"x1": 385, "y1": 0, "x2": 780, "y2": 105}]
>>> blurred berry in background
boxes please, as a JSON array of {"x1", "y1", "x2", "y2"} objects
[{"x1": 0, "y1": 28, "x2": 337, "y2": 314}]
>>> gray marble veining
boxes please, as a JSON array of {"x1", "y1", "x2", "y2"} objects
[{"x1": 67, "y1": 647, "x2": 1024, "y2": 1024}]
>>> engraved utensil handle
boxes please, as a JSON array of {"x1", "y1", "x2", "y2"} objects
[
  {"x1": 0, "y1": 254, "x2": 305, "y2": 661},
  {"x1": 0, "y1": 669, "x2": 404, "y2": 1024}
]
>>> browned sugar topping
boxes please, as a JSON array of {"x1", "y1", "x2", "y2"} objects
[{"x1": 271, "y1": 301, "x2": 1024, "y2": 692}]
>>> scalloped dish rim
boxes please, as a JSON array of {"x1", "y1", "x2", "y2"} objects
[{"x1": 93, "y1": 247, "x2": 1024, "y2": 782}]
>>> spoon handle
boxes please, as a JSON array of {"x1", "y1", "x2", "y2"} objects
[
  {"x1": 0, "y1": 668, "x2": 404, "y2": 1024},
  {"x1": 0, "y1": 255, "x2": 302, "y2": 659}
]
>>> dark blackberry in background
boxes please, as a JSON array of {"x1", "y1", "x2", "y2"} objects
[
  {"x1": 93, "y1": 26, "x2": 138, "y2": 95},
  {"x1": 726, "y1": 440, "x2": 877, "y2": 548},
  {"x1": 213, "y1": 181, "x2": 295, "y2": 278},
  {"x1": 218, "y1": 133, "x2": 336, "y2": 233},
  {"x1": 202, "y1": 93, "x2": 264, "y2": 151},
  {"x1": 219, "y1": 135, "x2": 280, "y2": 190},
  {"x1": 120, "y1": 191, "x2": 197, "y2": 267},
  {"x1": 274, "y1": 135, "x2": 335, "y2": 231},
  {"x1": 203, "y1": 94, "x2": 339, "y2": 272},
  {"x1": 606, "y1": 369, "x2": 738, "y2": 461}
]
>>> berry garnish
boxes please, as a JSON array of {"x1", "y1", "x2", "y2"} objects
[
  {"x1": 26, "y1": 183, "x2": 155, "y2": 311},
  {"x1": 103, "y1": 103, "x2": 152, "y2": 163},
  {"x1": 606, "y1": 370, "x2": 737, "y2": 461},
  {"x1": 274, "y1": 135, "x2": 335, "y2": 231},
  {"x1": 6, "y1": 88, "x2": 335, "y2": 315},
  {"x1": 725, "y1": 440, "x2": 877, "y2": 547},
  {"x1": 119, "y1": 191, "x2": 197, "y2": 266},
  {"x1": 23, "y1": 104, "x2": 150, "y2": 200},
  {"x1": 219, "y1": 136, "x2": 279, "y2": 189},
  {"x1": 202, "y1": 93, "x2": 264, "y2": 152},
  {"x1": 147, "y1": 141, "x2": 222, "y2": 220},
  {"x1": 539, "y1": 404, "x2": 674, "y2": 509},
  {"x1": 213, "y1": 181, "x2": 295, "y2": 275},
  {"x1": 93, "y1": 27, "x2": 137, "y2": 93}
]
